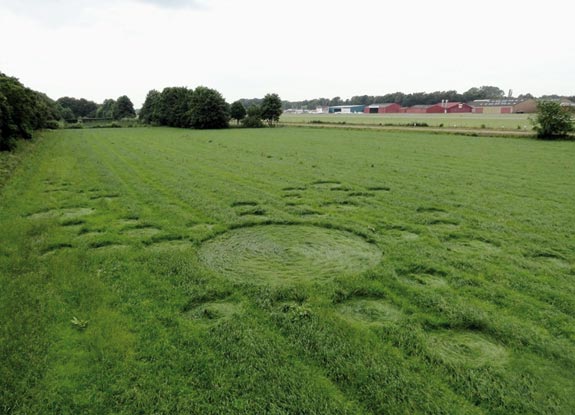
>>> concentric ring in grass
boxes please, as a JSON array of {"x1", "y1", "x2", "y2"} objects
[{"x1": 199, "y1": 224, "x2": 381, "y2": 284}]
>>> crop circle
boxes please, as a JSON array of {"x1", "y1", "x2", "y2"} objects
[{"x1": 199, "y1": 225, "x2": 381, "y2": 283}]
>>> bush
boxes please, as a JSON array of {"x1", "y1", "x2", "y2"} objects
[
  {"x1": 188, "y1": 86, "x2": 230, "y2": 129},
  {"x1": 531, "y1": 101, "x2": 574, "y2": 139},
  {"x1": 44, "y1": 120, "x2": 60, "y2": 130},
  {"x1": 241, "y1": 115, "x2": 264, "y2": 128}
]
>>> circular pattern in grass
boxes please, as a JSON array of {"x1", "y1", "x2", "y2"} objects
[
  {"x1": 337, "y1": 299, "x2": 402, "y2": 325},
  {"x1": 199, "y1": 224, "x2": 381, "y2": 283},
  {"x1": 427, "y1": 332, "x2": 508, "y2": 368}
]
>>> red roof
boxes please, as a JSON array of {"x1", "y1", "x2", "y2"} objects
[{"x1": 443, "y1": 102, "x2": 466, "y2": 108}]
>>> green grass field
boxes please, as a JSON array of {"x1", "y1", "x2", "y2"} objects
[
  {"x1": 281, "y1": 113, "x2": 533, "y2": 131},
  {"x1": 1, "y1": 127, "x2": 574, "y2": 414}
]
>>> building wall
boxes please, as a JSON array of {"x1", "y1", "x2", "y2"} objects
[
  {"x1": 513, "y1": 99, "x2": 537, "y2": 113},
  {"x1": 428, "y1": 103, "x2": 472, "y2": 113},
  {"x1": 481, "y1": 106, "x2": 510, "y2": 114},
  {"x1": 405, "y1": 107, "x2": 430, "y2": 113},
  {"x1": 448, "y1": 103, "x2": 472, "y2": 113},
  {"x1": 381, "y1": 103, "x2": 402, "y2": 113},
  {"x1": 426, "y1": 105, "x2": 445, "y2": 114}
]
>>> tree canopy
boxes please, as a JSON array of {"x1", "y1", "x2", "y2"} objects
[
  {"x1": 241, "y1": 105, "x2": 264, "y2": 128},
  {"x1": 230, "y1": 100, "x2": 246, "y2": 125},
  {"x1": 157, "y1": 87, "x2": 194, "y2": 128},
  {"x1": 531, "y1": 101, "x2": 574, "y2": 139},
  {"x1": 1, "y1": 72, "x2": 60, "y2": 150},
  {"x1": 56, "y1": 96, "x2": 98, "y2": 119},
  {"x1": 113, "y1": 95, "x2": 136, "y2": 120},
  {"x1": 188, "y1": 86, "x2": 230, "y2": 130},
  {"x1": 260, "y1": 93, "x2": 282, "y2": 126},
  {"x1": 139, "y1": 90, "x2": 161, "y2": 124},
  {"x1": 96, "y1": 99, "x2": 116, "y2": 119}
]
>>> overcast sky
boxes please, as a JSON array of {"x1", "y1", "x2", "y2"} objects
[{"x1": 0, "y1": 0, "x2": 573, "y2": 107}]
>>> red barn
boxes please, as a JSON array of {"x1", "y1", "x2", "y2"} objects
[
  {"x1": 405, "y1": 105, "x2": 431, "y2": 113},
  {"x1": 427, "y1": 102, "x2": 472, "y2": 113},
  {"x1": 364, "y1": 103, "x2": 402, "y2": 114}
]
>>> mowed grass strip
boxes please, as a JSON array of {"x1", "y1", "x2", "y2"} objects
[{"x1": 1, "y1": 127, "x2": 574, "y2": 414}]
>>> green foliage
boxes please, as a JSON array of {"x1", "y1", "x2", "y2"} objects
[
  {"x1": 187, "y1": 86, "x2": 230, "y2": 129},
  {"x1": 157, "y1": 87, "x2": 194, "y2": 128},
  {"x1": 241, "y1": 105, "x2": 264, "y2": 128},
  {"x1": 139, "y1": 89, "x2": 161, "y2": 124},
  {"x1": 95, "y1": 99, "x2": 116, "y2": 119},
  {"x1": 260, "y1": 93, "x2": 283, "y2": 126},
  {"x1": 531, "y1": 101, "x2": 574, "y2": 139},
  {"x1": 112, "y1": 95, "x2": 136, "y2": 120},
  {"x1": 56, "y1": 96, "x2": 98, "y2": 119},
  {"x1": 230, "y1": 100, "x2": 246, "y2": 124},
  {"x1": 0, "y1": 72, "x2": 61, "y2": 150}
]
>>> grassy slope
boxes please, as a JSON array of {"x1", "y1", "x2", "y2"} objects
[{"x1": 1, "y1": 127, "x2": 574, "y2": 414}]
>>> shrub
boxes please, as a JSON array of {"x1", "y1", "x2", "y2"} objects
[
  {"x1": 242, "y1": 115, "x2": 264, "y2": 128},
  {"x1": 531, "y1": 101, "x2": 574, "y2": 139},
  {"x1": 44, "y1": 120, "x2": 60, "y2": 130}
]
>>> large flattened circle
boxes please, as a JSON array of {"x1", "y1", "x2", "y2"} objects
[{"x1": 199, "y1": 225, "x2": 381, "y2": 283}]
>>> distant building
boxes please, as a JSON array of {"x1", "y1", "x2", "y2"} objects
[
  {"x1": 364, "y1": 103, "x2": 402, "y2": 114},
  {"x1": 328, "y1": 105, "x2": 365, "y2": 114},
  {"x1": 470, "y1": 99, "x2": 537, "y2": 114},
  {"x1": 404, "y1": 105, "x2": 432, "y2": 114},
  {"x1": 313, "y1": 106, "x2": 330, "y2": 114},
  {"x1": 542, "y1": 98, "x2": 575, "y2": 108},
  {"x1": 427, "y1": 102, "x2": 472, "y2": 114}
]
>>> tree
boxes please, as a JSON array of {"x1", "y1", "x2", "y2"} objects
[
  {"x1": 260, "y1": 93, "x2": 282, "y2": 126},
  {"x1": 113, "y1": 95, "x2": 136, "y2": 120},
  {"x1": 96, "y1": 99, "x2": 116, "y2": 119},
  {"x1": 1, "y1": 72, "x2": 60, "y2": 150},
  {"x1": 531, "y1": 101, "x2": 574, "y2": 139},
  {"x1": 56, "y1": 97, "x2": 98, "y2": 119},
  {"x1": 230, "y1": 101, "x2": 246, "y2": 125},
  {"x1": 187, "y1": 86, "x2": 230, "y2": 129},
  {"x1": 462, "y1": 86, "x2": 505, "y2": 102},
  {"x1": 241, "y1": 105, "x2": 264, "y2": 128},
  {"x1": 139, "y1": 90, "x2": 161, "y2": 124},
  {"x1": 158, "y1": 87, "x2": 193, "y2": 128}
]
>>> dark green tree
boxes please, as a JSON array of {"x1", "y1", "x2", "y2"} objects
[
  {"x1": 113, "y1": 95, "x2": 136, "y2": 120},
  {"x1": 260, "y1": 93, "x2": 282, "y2": 126},
  {"x1": 1, "y1": 72, "x2": 60, "y2": 149},
  {"x1": 241, "y1": 105, "x2": 264, "y2": 128},
  {"x1": 56, "y1": 97, "x2": 98, "y2": 118},
  {"x1": 462, "y1": 86, "x2": 505, "y2": 102},
  {"x1": 158, "y1": 87, "x2": 193, "y2": 128},
  {"x1": 230, "y1": 100, "x2": 246, "y2": 125},
  {"x1": 139, "y1": 90, "x2": 161, "y2": 124},
  {"x1": 531, "y1": 101, "x2": 574, "y2": 139},
  {"x1": 96, "y1": 99, "x2": 116, "y2": 119},
  {"x1": 187, "y1": 86, "x2": 230, "y2": 129}
]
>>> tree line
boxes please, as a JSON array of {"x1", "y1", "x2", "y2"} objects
[
  {"x1": 2, "y1": 69, "x2": 572, "y2": 148},
  {"x1": 56, "y1": 95, "x2": 136, "y2": 121},
  {"x1": 139, "y1": 87, "x2": 282, "y2": 129},
  {"x1": 282, "y1": 86, "x2": 575, "y2": 110},
  {"x1": 0, "y1": 72, "x2": 61, "y2": 150},
  {"x1": 1, "y1": 69, "x2": 284, "y2": 150}
]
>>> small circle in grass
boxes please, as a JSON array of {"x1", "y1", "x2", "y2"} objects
[
  {"x1": 337, "y1": 299, "x2": 402, "y2": 325},
  {"x1": 427, "y1": 331, "x2": 508, "y2": 368},
  {"x1": 199, "y1": 224, "x2": 381, "y2": 284}
]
